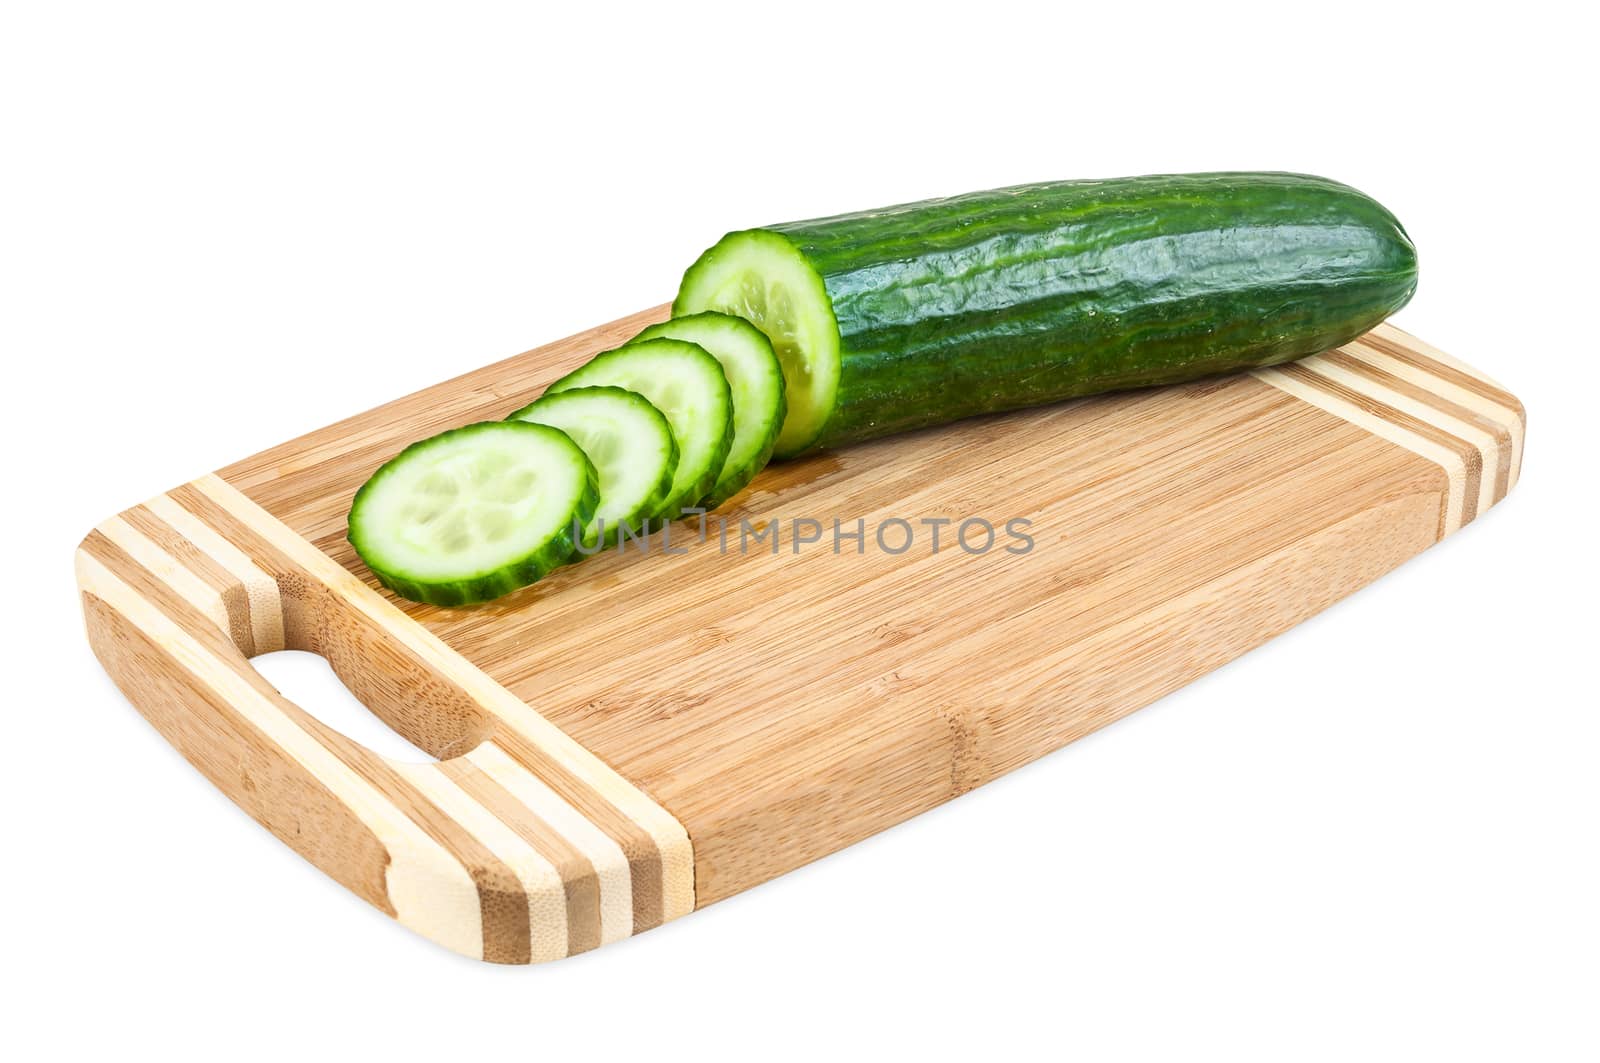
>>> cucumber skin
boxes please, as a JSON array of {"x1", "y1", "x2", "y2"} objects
[
  {"x1": 731, "y1": 172, "x2": 1417, "y2": 453},
  {"x1": 348, "y1": 422, "x2": 598, "y2": 607}
]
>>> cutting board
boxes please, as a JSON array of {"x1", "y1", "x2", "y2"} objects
[{"x1": 77, "y1": 306, "x2": 1525, "y2": 963}]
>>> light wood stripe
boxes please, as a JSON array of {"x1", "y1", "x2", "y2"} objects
[
  {"x1": 393, "y1": 763, "x2": 570, "y2": 963},
  {"x1": 95, "y1": 517, "x2": 234, "y2": 640},
  {"x1": 144, "y1": 492, "x2": 286, "y2": 654},
  {"x1": 121, "y1": 505, "x2": 260, "y2": 654},
  {"x1": 76, "y1": 551, "x2": 486, "y2": 958},
  {"x1": 1252, "y1": 365, "x2": 1470, "y2": 536},
  {"x1": 82, "y1": 530, "x2": 252, "y2": 667},
  {"x1": 467, "y1": 741, "x2": 634, "y2": 946},
  {"x1": 1276, "y1": 361, "x2": 1485, "y2": 524},
  {"x1": 186, "y1": 473, "x2": 696, "y2": 925},
  {"x1": 1331, "y1": 345, "x2": 1515, "y2": 503},
  {"x1": 1366, "y1": 327, "x2": 1525, "y2": 493},
  {"x1": 440, "y1": 759, "x2": 604, "y2": 955},
  {"x1": 1371, "y1": 322, "x2": 1518, "y2": 397},
  {"x1": 488, "y1": 729, "x2": 666, "y2": 931},
  {"x1": 1358, "y1": 329, "x2": 1526, "y2": 491},
  {"x1": 1299, "y1": 352, "x2": 1503, "y2": 517}
]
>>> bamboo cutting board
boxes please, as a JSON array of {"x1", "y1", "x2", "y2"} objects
[{"x1": 77, "y1": 306, "x2": 1525, "y2": 963}]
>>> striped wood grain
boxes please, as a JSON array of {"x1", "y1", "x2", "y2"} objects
[
  {"x1": 1252, "y1": 323, "x2": 1524, "y2": 536},
  {"x1": 79, "y1": 473, "x2": 692, "y2": 962},
  {"x1": 80, "y1": 308, "x2": 1524, "y2": 960}
]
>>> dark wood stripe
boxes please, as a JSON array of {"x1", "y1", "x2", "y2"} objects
[
  {"x1": 1277, "y1": 362, "x2": 1483, "y2": 527},
  {"x1": 442, "y1": 760, "x2": 604, "y2": 955},
  {"x1": 1321, "y1": 350, "x2": 1512, "y2": 503},
  {"x1": 169, "y1": 480, "x2": 667, "y2": 934},
  {"x1": 1362, "y1": 331, "x2": 1524, "y2": 415},
  {"x1": 122, "y1": 505, "x2": 258, "y2": 655},
  {"x1": 87, "y1": 523, "x2": 531, "y2": 964},
  {"x1": 83, "y1": 531, "x2": 243, "y2": 663},
  {"x1": 492, "y1": 730, "x2": 665, "y2": 933}
]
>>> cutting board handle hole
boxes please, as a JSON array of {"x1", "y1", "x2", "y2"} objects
[
  {"x1": 252, "y1": 649, "x2": 443, "y2": 764},
  {"x1": 256, "y1": 579, "x2": 495, "y2": 763}
]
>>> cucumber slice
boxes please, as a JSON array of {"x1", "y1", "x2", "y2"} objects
[
  {"x1": 632, "y1": 312, "x2": 785, "y2": 509},
  {"x1": 347, "y1": 421, "x2": 597, "y2": 606},
  {"x1": 674, "y1": 229, "x2": 840, "y2": 458},
  {"x1": 507, "y1": 385, "x2": 678, "y2": 547},
  {"x1": 545, "y1": 338, "x2": 733, "y2": 520}
]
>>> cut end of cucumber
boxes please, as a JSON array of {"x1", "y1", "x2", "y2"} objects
[
  {"x1": 674, "y1": 229, "x2": 839, "y2": 458},
  {"x1": 348, "y1": 421, "x2": 596, "y2": 605}
]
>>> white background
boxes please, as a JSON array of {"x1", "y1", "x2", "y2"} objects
[{"x1": 4, "y1": 2, "x2": 1595, "y2": 1060}]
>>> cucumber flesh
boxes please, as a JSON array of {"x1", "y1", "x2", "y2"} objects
[
  {"x1": 507, "y1": 386, "x2": 678, "y2": 547},
  {"x1": 347, "y1": 421, "x2": 597, "y2": 605},
  {"x1": 545, "y1": 338, "x2": 733, "y2": 520},
  {"x1": 673, "y1": 230, "x2": 838, "y2": 459},
  {"x1": 632, "y1": 311, "x2": 785, "y2": 508}
]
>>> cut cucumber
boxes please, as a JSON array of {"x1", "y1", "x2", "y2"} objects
[
  {"x1": 673, "y1": 230, "x2": 839, "y2": 458},
  {"x1": 676, "y1": 173, "x2": 1417, "y2": 457},
  {"x1": 632, "y1": 312, "x2": 785, "y2": 509},
  {"x1": 507, "y1": 385, "x2": 677, "y2": 547},
  {"x1": 347, "y1": 421, "x2": 597, "y2": 606},
  {"x1": 545, "y1": 338, "x2": 733, "y2": 520}
]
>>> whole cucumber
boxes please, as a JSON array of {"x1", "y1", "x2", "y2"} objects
[{"x1": 675, "y1": 172, "x2": 1418, "y2": 457}]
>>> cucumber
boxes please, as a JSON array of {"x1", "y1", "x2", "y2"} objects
[
  {"x1": 632, "y1": 312, "x2": 785, "y2": 509},
  {"x1": 675, "y1": 172, "x2": 1418, "y2": 457},
  {"x1": 347, "y1": 421, "x2": 597, "y2": 606},
  {"x1": 545, "y1": 338, "x2": 733, "y2": 520},
  {"x1": 506, "y1": 386, "x2": 678, "y2": 547}
]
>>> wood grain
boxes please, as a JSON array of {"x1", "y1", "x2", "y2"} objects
[
  {"x1": 79, "y1": 306, "x2": 1525, "y2": 960},
  {"x1": 79, "y1": 462, "x2": 692, "y2": 962}
]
